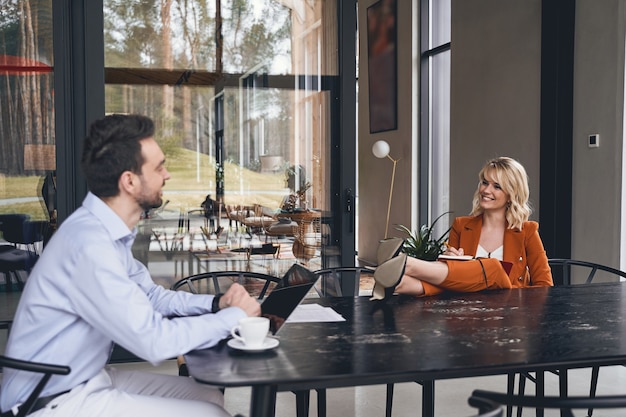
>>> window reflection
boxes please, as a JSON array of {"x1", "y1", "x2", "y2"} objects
[
  {"x1": 103, "y1": 0, "x2": 338, "y2": 279},
  {"x1": 0, "y1": 1, "x2": 55, "y2": 229}
]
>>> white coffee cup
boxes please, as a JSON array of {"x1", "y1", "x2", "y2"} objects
[{"x1": 230, "y1": 317, "x2": 270, "y2": 348}]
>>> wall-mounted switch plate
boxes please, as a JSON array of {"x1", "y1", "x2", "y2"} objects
[{"x1": 589, "y1": 134, "x2": 599, "y2": 148}]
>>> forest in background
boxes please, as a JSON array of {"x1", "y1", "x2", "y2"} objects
[{"x1": 0, "y1": 0, "x2": 294, "y2": 177}]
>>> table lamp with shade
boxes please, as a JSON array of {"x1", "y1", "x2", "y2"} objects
[{"x1": 372, "y1": 140, "x2": 399, "y2": 240}]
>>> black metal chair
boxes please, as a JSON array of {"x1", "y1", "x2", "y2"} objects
[
  {"x1": 468, "y1": 394, "x2": 505, "y2": 417},
  {"x1": 172, "y1": 270, "x2": 324, "y2": 417},
  {"x1": 0, "y1": 319, "x2": 11, "y2": 333},
  {"x1": 0, "y1": 214, "x2": 47, "y2": 254},
  {"x1": 310, "y1": 266, "x2": 380, "y2": 417},
  {"x1": 0, "y1": 355, "x2": 71, "y2": 417},
  {"x1": 470, "y1": 389, "x2": 626, "y2": 417},
  {"x1": 313, "y1": 266, "x2": 372, "y2": 297},
  {"x1": 509, "y1": 259, "x2": 626, "y2": 417},
  {"x1": 172, "y1": 271, "x2": 320, "y2": 417},
  {"x1": 171, "y1": 270, "x2": 281, "y2": 374},
  {"x1": 547, "y1": 258, "x2": 626, "y2": 286},
  {"x1": 313, "y1": 266, "x2": 438, "y2": 417},
  {"x1": 0, "y1": 214, "x2": 46, "y2": 291},
  {"x1": 171, "y1": 270, "x2": 281, "y2": 300}
]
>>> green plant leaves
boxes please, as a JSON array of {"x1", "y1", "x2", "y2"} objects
[{"x1": 395, "y1": 212, "x2": 452, "y2": 261}]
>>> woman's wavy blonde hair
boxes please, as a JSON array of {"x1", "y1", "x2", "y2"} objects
[{"x1": 470, "y1": 157, "x2": 531, "y2": 230}]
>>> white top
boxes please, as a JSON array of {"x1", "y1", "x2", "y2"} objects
[
  {"x1": 476, "y1": 244, "x2": 504, "y2": 260},
  {"x1": 1, "y1": 192, "x2": 245, "y2": 412}
]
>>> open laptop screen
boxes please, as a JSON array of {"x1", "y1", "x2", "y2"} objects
[{"x1": 260, "y1": 264, "x2": 319, "y2": 334}]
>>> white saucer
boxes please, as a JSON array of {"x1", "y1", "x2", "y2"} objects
[{"x1": 227, "y1": 337, "x2": 279, "y2": 352}]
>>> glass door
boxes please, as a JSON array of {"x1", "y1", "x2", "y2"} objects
[{"x1": 102, "y1": 0, "x2": 353, "y2": 287}]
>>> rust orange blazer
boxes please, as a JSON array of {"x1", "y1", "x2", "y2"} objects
[{"x1": 448, "y1": 215, "x2": 553, "y2": 288}]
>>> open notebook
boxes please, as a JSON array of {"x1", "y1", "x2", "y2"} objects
[{"x1": 260, "y1": 263, "x2": 319, "y2": 334}]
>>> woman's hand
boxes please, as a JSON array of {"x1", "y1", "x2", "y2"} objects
[{"x1": 443, "y1": 244, "x2": 464, "y2": 256}]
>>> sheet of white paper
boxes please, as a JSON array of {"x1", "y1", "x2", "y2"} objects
[{"x1": 286, "y1": 303, "x2": 346, "y2": 323}]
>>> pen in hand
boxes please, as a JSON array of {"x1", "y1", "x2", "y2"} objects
[{"x1": 443, "y1": 242, "x2": 464, "y2": 256}]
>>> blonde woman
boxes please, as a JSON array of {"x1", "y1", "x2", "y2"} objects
[{"x1": 372, "y1": 157, "x2": 553, "y2": 300}]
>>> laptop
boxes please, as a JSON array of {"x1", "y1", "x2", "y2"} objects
[{"x1": 261, "y1": 263, "x2": 319, "y2": 334}]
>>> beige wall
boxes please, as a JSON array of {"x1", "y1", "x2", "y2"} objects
[
  {"x1": 572, "y1": 0, "x2": 625, "y2": 268},
  {"x1": 450, "y1": 0, "x2": 542, "y2": 219},
  {"x1": 452, "y1": 0, "x2": 626, "y2": 267},
  {"x1": 358, "y1": 0, "x2": 417, "y2": 265},
  {"x1": 358, "y1": 0, "x2": 626, "y2": 268}
]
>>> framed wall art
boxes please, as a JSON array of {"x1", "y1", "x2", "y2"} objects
[{"x1": 367, "y1": 0, "x2": 397, "y2": 133}]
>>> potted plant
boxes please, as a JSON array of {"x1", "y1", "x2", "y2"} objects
[{"x1": 395, "y1": 212, "x2": 452, "y2": 261}]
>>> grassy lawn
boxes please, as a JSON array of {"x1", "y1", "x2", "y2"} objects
[{"x1": 0, "y1": 148, "x2": 289, "y2": 219}]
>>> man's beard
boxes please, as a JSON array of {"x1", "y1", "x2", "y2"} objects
[
  {"x1": 136, "y1": 184, "x2": 164, "y2": 211},
  {"x1": 137, "y1": 177, "x2": 165, "y2": 211},
  {"x1": 137, "y1": 194, "x2": 163, "y2": 212}
]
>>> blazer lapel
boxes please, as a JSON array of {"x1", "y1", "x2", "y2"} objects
[
  {"x1": 458, "y1": 216, "x2": 483, "y2": 256},
  {"x1": 503, "y1": 227, "x2": 524, "y2": 262}
]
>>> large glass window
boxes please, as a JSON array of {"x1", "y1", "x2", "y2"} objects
[
  {"x1": 0, "y1": 1, "x2": 55, "y2": 218},
  {"x1": 421, "y1": 0, "x2": 450, "y2": 237},
  {"x1": 103, "y1": 0, "x2": 338, "y2": 283},
  {"x1": 0, "y1": 0, "x2": 55, "y2": 253}
]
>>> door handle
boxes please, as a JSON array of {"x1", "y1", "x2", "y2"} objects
[{"x1": 345, "y1": 188, "x2": 354, "y2": 233}]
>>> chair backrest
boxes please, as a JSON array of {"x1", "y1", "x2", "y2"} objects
[
  {"x1": 548, "y1": 258, "x2": 626, "y2": 286},
  {"x1": 0, "y1": 214, "x2": 29, "y2": 242},
  {"x1": 171, "y1": 271, "x2": 281, "y2": 299},
  {"x1": 0, "y1": 320, "x2": 11, "y2": 334},
  {"x1": 313, "y1": 266, "x2": 373, "y2": 297},
  {"x1": 0, "y1": 355, "x2": 70, "y2": 417},
  {"x1": 467, "y1": 395, "x2": 504, "y2": 417},
  {"x1": 0, "y1": 215, "x2": 47, "y2": 252},
  {"x1": 470, "y1": 389, "x2": 626, "y2": 417}
]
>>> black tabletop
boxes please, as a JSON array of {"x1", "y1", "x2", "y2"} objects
[{"x1": 186, "y1": 282, "x2": 626, "y2": 391}]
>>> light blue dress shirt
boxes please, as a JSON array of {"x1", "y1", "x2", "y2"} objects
[{"x1": 0, "y1": 193, "x2": 246, "y2": 412}]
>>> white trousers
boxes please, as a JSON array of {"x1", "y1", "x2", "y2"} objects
[{"x1": 31, "y1": 367, "x2": 231, "y2": 417}]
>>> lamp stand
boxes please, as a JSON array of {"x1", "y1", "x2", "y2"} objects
[{"x1": 384, "y1": 154, "x2": 398, "y2": 240}]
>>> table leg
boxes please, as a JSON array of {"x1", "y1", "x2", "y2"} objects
[
  {"x1": 250, "y1": 385, "x2": 278, "y2": 417},
  {"x1": 386, "y1": 384, "x2": 394, "y2": 417},
  {"x1": 294, "y1": 390, "x2": 310, "y2": 417},
  {"x1": 316, "y1": 389, "x2": 327, "y2": 417},
  {"x1": 558, "y1": 368, "x2": 568, "y2": 417},
  {"x1": 421, "y1": 380, "x2": 435, "y2": 417}
]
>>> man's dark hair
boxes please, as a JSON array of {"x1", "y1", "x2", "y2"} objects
[{"x1": 81, "y1": 114, "x2": 155, "y2": 197}]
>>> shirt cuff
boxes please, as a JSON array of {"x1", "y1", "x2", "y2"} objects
[
  {"x1": 211, "y1": 294, "x2": 223, "y2": 313},
  {"x1": 216, "y1": 306, "x2": 247, "y2": 326}
]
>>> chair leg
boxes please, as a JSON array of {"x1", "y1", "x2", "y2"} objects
[
  {"x1": 3, "y1": 271, "x2": 24, "y2": 292},
  {"x1": 517, "y1": 373, "x2": 527, "y2": 417},
  {"x1": 385, "y1": 383, "x2": 394, "y2": 417},
  {"x1": 588, "y1": 366, "x2": 600, "y2": 417},
  {"x1": 535, "y1": 371, "x2": 545, "y2": 417},
  {"x1": 2, "y1": 271, "x2": 13, "y2": 292},
  {"x1": 506, "y1": 373, "x2": 515, "y2": 417},
  {"x1": 14, "y1": 271, "x2": 24, "y2": 290}
]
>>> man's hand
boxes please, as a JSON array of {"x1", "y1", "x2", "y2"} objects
[{"x1": 219, "y1": 283, "x2": 261, "y2": 317}]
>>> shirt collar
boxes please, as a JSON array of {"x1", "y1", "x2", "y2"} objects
[{"x1": 82, "y1": 192, "x2": 137, "y2": 243}]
